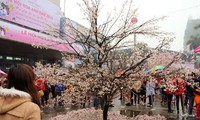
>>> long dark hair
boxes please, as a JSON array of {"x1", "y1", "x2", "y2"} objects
[{"x1": 7, "y1": 64, "x2": 41, "y2": 107}]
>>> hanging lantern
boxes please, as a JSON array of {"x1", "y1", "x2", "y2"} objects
[{"x1": 131, "y1": 17, "x2": 138, "y2": 24}]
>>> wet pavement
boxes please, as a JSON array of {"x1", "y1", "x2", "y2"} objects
[{"x1": 42, "y1": 96, "x2": 196, "y2": 120}]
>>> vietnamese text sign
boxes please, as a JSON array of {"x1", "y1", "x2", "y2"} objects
[
  {"x1": 0, "y1": 20, "x2": 83, "y2": 53},
  {"x1": 0, "y1": 0, "x2": 60, "y2": 33}
]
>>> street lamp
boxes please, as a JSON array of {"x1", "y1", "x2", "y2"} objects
[
  {"x1": 60, "y1": 0, "x2": 66, "y2": 16},
  {"x1": 131, "y1": 17, "x2": 138, "y2": 46}
]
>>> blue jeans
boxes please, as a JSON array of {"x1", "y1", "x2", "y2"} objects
[{"x1": 188, "y1": 95, "x2": 194, "y2": 115}]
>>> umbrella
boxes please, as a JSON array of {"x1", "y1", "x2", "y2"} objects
[
  {"x1": 194, "y1": 46, "x2": 200, "y2": 53},
  {"x1": 143, "y1": 68, "x2": 152, "y2": 73},
  {"x1": 151, "y1": 65, "x2": 164, "y2": 71}
]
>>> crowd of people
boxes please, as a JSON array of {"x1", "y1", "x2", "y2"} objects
[
  {"x1": 123, "y1": 72, "x2": 200, "y2": 119},
  {"x1": 35, "y1": 79, "x2": 66, "y2": 107},
  {"x1": 0, "y1": 64, "x2": 67, "y2": 120},
  {"x1": 1, "y1": 63, "x2": 200, "y2": 119}
]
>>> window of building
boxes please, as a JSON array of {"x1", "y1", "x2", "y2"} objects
[
  {"x1": 14, "y1": 57, "x2": 22, "y2": 61},
  {"x1": 6, "y1": 56, "x2": 13, "y2": 60}
]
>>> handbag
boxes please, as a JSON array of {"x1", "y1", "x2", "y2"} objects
[{"x1": 38, "y1": 90, "x2": 44, "y2": 97}]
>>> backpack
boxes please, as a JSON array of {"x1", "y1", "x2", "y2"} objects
[{"x1": 56, "y1": 84, "x2": 65, "y2": 92}]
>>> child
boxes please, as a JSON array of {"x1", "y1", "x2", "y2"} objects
[{"x1": 194, "y1": 87, "x2": 200, "y2": 119}]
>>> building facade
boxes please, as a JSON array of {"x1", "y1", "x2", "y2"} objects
[
  {"x1": 0, "y1": 0, "x2": 64, "y2": 71},
  {"x1": 184, "y1": 17, "x2": 200, "y2": 52},
  {"x1": 49, "y1": 0, "x2": 60, "y2": 6},
  {"x1": 183, "y1": 17, "x2": 200, "y2": 68}
]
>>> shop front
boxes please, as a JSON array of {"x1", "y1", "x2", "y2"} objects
[{"x1": 0, "y1": 37, "x2": 62, "y2": 72}]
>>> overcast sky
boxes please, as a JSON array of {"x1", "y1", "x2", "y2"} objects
[{"x1": 60, "y1": 0, "x2": 200, "y2": 52}]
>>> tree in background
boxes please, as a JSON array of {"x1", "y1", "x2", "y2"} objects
[
  {"x1": 146, "y1": 50, "x2": 181, "y2": 70},
  {"x1": 186, "y1": 34, "x2": 200, "y2": 68},
  {"x1": 187, "y1": 34, "x2": 200, "y2": 51}
]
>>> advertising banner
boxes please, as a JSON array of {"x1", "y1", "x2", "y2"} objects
[
  {"x1": 0, "y1": 20, "x2": 83, "y2": 54},
  {"x1": 0, "y1": 0, "x2": 61, "y2": 33},
  {"x1": 60, "y1": 17, "x2": 84, "y2": 54}
]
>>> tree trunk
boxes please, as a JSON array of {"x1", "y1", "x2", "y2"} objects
[
  {"x1": 103, "y1": 104, "x2": 109, "y2": 120},
  {"x1": 100, "y1": 97, "x2": 104, "y2": 110},
  {"x1": 102, "y1": 94, "x2": 109, "y2": 120}
]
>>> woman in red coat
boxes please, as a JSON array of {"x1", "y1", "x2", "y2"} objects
[
  {"x1": 173, "y1": 77, "x2": 186, "y2": 114},
  {"x1": 165, "y1": 78, "x2": 175, "y2": 113},
  {"x1": 35, "y1": 79, "x2": 49, "y2": 106}
]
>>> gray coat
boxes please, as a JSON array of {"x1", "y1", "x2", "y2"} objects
[{"x1": 146, "y1": 81, "x2": 156, "y2": 96}]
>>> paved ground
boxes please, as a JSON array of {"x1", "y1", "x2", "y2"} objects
[
  {"x1": 42, "y1": 95, "x2": 196, "y2": 120},
  {"x1": 109, "y1": 97, "x2": 195, "y2": 120}
]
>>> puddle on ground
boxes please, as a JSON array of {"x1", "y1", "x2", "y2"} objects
[{"x1": 120, "y1": 110, "x2": 140, "y2": 117}]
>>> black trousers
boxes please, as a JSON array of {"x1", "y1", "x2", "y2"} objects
[
  {"x1": 134, "y1": 94, "x2": 140, "y2": 104},
  {"x1": 131, "y1": 91, "x2": 133, "y2": 104},
  {"x1": 167, "y1": 94, "x2": 173, "y2": 111},
  {"x1": 148, "y1": 95, "x2": 153, "y2": 105}
]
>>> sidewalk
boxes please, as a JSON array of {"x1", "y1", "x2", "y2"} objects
[
  {"x1": 109, "y1": 95, "x2": 196, "y2": 120},
  {"x1": 42, "y1": 95, "x2": 196, "y2": 120}
]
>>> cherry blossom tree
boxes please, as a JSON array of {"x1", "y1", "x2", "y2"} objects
[{"x1": 33, "y1": 0, "x2": 176, "y2": 120}]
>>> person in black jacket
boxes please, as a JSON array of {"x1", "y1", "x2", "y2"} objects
[
  {"x1": 185, "y1": 81, "x2": 200, "y2": 117},
  {"x1": 192, "y1": 72, "x2": 200, "y2": 87}
]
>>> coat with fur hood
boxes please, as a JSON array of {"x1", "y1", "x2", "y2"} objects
[{"x1": 0, "y1": 87, "x2": 41, "y2": 120}]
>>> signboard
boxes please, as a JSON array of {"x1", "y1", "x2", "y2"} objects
[
  {"x1": 60, "y1": 17, "x2": 78, "y2": 38},
  {"x1": 0, "y1": 0, "x2": 60, "y2": 33},
  {"x1": 0, "y1": 20, "x2": 83, "y2": 53},
  {"x1": 60, "y1": 17, "x2": 85, "y2": 54}
]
